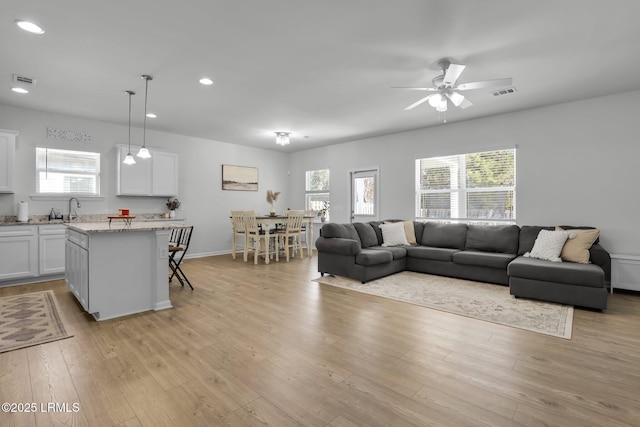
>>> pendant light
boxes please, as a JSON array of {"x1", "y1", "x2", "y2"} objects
[
  {"x1": 123, "y1": 90, "x2": 136, "y2": 165},
  {"x1": 137, "y1": 74, "x2": 152, "y2": 159}
]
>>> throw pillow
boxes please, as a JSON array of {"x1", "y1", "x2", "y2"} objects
[
  {"x1": 384, "y1": 220, "x2": 417, "y2": 245},
  {"x1": 556, "y1": 226, "x2": 600, "y2": 264},
  {"x1": 379, "y1": 222, "x2": 410, "y2": 247},
  {"x1": 524, "y1": 229, "x2": 571, "y2": 262}
]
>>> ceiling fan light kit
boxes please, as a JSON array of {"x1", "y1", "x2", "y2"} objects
[
  {"x1": 275, "y1": 132, "x2": 290, "y2": 146},
  {"x1": 393, "y1": 60, "x2": 513, "y2": 118}
]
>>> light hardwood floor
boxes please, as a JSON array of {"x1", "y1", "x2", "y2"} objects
[{"x1": 1, "y1": 254, "x2": 639, "y2": 426}]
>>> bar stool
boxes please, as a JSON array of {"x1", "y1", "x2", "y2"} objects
[{"x1": 169, "y1": 226, "x2": 194, "y2": 290}]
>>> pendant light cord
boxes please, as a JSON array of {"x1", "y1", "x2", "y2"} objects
[
  {"x1": 143, "y1": 77, "x2": 148, "y2": 148},
  {"x1": 128, "y1": 91, "x2": 133, "y2": 152}
]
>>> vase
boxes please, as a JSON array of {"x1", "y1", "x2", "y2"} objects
[
  {"x1": 320, "y1": 215, "x2": 326, "y2": 223},
  {"x1": 170, "y1": 210, "x2": 176, "y2": 218},
  {"x1": 269, "y1": 206, "x2": 276, "y2": 216}
]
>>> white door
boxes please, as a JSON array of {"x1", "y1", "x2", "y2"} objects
[{"x1": 350, "y1": 169, "x2": 379, "y2": 223}]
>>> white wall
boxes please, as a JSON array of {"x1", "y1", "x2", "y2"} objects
[
  {"x1": 3, "y1": 89, "x2": 639, "y2": 257},
  {"x1": 0, "y1": 104, "x2": 290, "y2": 257},
  {"x1": 289, "y1": 90, "x2": 640, "y2": 256}
]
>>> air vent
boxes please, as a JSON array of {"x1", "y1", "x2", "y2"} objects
[
  {"x1": 13, "y1": 74, "x2": 36, "y2": 86},
  {"x1": 492, "y1": 87, "x2": 516, "y2": 97}
]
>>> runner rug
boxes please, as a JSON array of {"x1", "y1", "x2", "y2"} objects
[
  {"x1": 313, "y1": 271, "x2": 573, "y2": 339},
  {"x1": 0, "y1": 290, "x2": 73, "y2": 353}
]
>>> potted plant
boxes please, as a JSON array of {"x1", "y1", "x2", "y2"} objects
[
  {"x1": 166, "y1": 198, "x2": 181, "y2": 218},
  {"x1": 266, "y1": 190, "x2": 281, "y2": 216}
]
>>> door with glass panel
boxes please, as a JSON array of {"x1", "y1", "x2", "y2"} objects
[{"x1": 350, "y1": 169, "x2": 379, "y2": 223}]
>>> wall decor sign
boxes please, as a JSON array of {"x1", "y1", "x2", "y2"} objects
[
  {"x1": 47, "y1": 127, "x2": 92, "y2": 143},
  {"x1": 222, "y1": 164, "x2": 258, "y2": 191}
]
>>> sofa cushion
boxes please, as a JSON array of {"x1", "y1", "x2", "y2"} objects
[
  {"x1": 369, "y1": 246, "x2": 407, "y2": 260},
  {"x1": 559, "y1": 225, "x2": 600, "y2": 245},
  {"x1": 380, "y1": 222, "x2": 410, "y2": 246},
  {"x1": 369, "y1": 221, "x2": 384, "y2": 245},
  {"x1": 508, "y1": 256, "x2": 604, "y2": 288},
  {"x1": 421, "y1": 222, "x2": 468, "y2": 250},
  {"x1": 465, "y1": 225, "x2": 520, "y2": 254},
  {"x1": 321, "y1": 223, "x2": 360, "y2": 241},
  {"x1": 406, "y1": 246, "x2": 459, "y2": 262},
  {"x1": 413, "y1": 221, "x2": 425, "y2": 245},
  {"x1": 354, "y1": 223, "x2": 378, "y2": 248},
  {"x1": 524, "y1": 229, "x2": 571, "y2": 262},
  {"x1": 453, "y1": 250, "x2": 517, "y2": 269},
  {"x1": 356, "y1": 248, "x2": 393, "y2": 266},
  {"x1": 518, "y1": 226, "x2": 554, "y2": 255}
]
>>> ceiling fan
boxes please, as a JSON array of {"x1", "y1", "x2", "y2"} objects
[{"x1": 392, "y1": 60, "x2": 513, "y2": 112}]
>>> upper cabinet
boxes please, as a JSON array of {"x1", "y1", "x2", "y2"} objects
[
  {"x1": 0, "y1": 129, "x2": 18, "y2": 193},
  {"x1": 116, "y1": 145, "x2": 179, "y2": 197}
]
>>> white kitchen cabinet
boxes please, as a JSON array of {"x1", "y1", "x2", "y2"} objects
[
  {"x1": 65, "y1": 229, "x2": 88, "y2": 310},
  {"x1": 116, "y1": 145, "x2": 178, "y2": 197},
  {"x1": 0, "y1": 129, "x2": 18, "y2": 193},
  {"x1": 0, "y1": 226, "x2": 38, "y2": 280},
  {"x1": 39, "y1": 225, "x2": 66, "y2": 275}
]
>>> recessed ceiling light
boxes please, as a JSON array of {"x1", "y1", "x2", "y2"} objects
[
  {"x1": 11, "y1": 87, "x2": 29, "y2": 94},
  {"x1": 199, "y1": 77, "x2": 213, "y2": 85},
  {"x1": 146, "y1": 113, "x2": 157, "y2": 118},
  {"x1": 16, "y1": 20, "x2": 45, "y2": 34}
]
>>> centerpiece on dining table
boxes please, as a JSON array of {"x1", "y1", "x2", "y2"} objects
[{"x1": 266, "y1": 190, "x2": 281, "y2": 216}]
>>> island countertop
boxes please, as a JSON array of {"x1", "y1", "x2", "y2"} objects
[{"x1": 65, "y1": 221, "x2": 187, "y2": 234}]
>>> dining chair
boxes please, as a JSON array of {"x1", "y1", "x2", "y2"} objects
[
  {"x1": 301, "y1": 209, "x2": 316, "y2": 257},
  {"x1": 243, "y1": 212, "x2": 278, "y2": 264},
  {"x1": 276, "y1": 210, "x2": 305, "y2": 262},
  {"x1": 169, "y1": 226, "x2": 194, "y2": 290},
  {"x1": 230, "y1": 210, "x2": 251, "y2": 259}
]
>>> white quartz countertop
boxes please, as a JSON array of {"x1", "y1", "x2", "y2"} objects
[{"x1": 65, "y1": 221, "x2": 188, "y2": 234}]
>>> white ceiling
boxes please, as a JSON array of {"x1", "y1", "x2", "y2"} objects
[{"x1": 2, "y1": 1, "x2": 640, "y2": 152}]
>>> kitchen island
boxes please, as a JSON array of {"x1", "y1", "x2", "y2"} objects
[{"x1": 65, "y1": 221, "x2": 187, "y2": 321}]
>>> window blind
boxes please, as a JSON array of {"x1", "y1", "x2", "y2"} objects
[
  {"x1": 36, "y1": 147, "x2": 101, "y2": 195},
  {"x1": 415, "y1": 149, "x2": 515, "y2": 223}
]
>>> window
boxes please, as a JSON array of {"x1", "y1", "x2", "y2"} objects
[
  {"x1": 305, "y1": 169, "x2": 330, "y2": 221},
  {"x1": 415, "y1": 148, "x2": 515, "y2": 223},
  {"x1": 36, "y1": 147, "x2": 101, "y2": 195}
]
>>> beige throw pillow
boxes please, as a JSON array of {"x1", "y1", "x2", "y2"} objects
[{"x1": 556, "y1": 227, "x2": 600, "y2": 264}]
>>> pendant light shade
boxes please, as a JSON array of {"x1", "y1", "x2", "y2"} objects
[
  {"x1": 137, "y1": 74, "x2": 153, "y2": 159},
  {"x1": 123, "y1": 90, "x2": 136, "y2": 165}
]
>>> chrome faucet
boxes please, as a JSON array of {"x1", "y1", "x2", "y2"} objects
[{"x1": 68, "y1": 197, "x2": 81, "y2": 221}]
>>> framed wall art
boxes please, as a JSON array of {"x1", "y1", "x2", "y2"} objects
[{"x1": 222, "y1": 164, "x2": 258, "y2": 191}]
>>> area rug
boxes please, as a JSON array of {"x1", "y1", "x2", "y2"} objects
[
  {"x1": 0, "y1": 290, "x2": 73, "y2": 353},
  {"x1": 313, "y1": 272, "x2": 573, "y2": 339}
]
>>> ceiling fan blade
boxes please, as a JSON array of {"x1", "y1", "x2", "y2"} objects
[
  {"x1": 391, "y1": 87, "x2": 439, "y2": 91},
  {"x1": 459, "y1": 97, "x2": 473, "y2": 109},
  {"x1": 404, "y1": 95, "x2": 435, "y2": 110},
  {"x1": 456, "y1": 77, "x2": 513, "y2": 91},
  {"x1": 445, "y1": 91, "x2": 465, "y2": 107},
  {"x1": 443, "y1": 63, "x2": 466, "y2": 86}
]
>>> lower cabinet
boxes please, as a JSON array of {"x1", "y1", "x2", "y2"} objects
[
  {"x1": 0, "y1": 226, "x2": 38, "y2": 281},
  {"x1": 39, "y1": 225, "x2": 66, "y2": 275},
  {"x1": 65, "y1": 231, "x2": 88, "y2": 311}
]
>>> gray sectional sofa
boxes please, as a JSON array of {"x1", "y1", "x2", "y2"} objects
[{"x1": 316, "y1": 221, "x2": 610, "y2": 310}]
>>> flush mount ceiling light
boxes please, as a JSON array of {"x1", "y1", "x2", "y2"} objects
[
  {"x1": 137, "y1": 74, "x2": 153, "y2": 159},
  {"x1": 146, "y1": 113, "x2": 157, "y2": 118},
  {"x1": 16, "y1": 20, "x2": 45, "y2": 34},
  {"x1": 123, "y1": 90, "x2": 136, "y2": 165},
  {"x1": 275, "y1": 132, "x2": 290, "y2": 146},
  {"x1": 199, "y1": 77, "x2": 213, "y2": 85},
  {"x1": 11, "y1": 87, "x2": 29, "y2": 94}
]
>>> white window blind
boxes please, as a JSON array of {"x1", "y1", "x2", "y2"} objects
[
  {"x1": 415, "y1": 148, "x2": 515, "y2": 223},
  {"x1": 305, "y1": 169, "x2": 330, "y2": 220},
  {"x1": 36, "y1": 147, "x2": 101, "y2": 195}
]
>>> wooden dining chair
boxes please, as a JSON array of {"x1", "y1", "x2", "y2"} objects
[
  {"x1": 276, "y1": 210, "x2": 305, "y2": 262},
  {"x1": 230, "y1": 210, "x2": 251, "y2": 259},
  {"x1": 243, "y1": 212, "x2": 278, "y2": 264}
]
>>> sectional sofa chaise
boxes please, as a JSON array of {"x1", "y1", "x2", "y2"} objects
[{"x1": 316, "y1": 221, "x2": 610, "y2": 310}]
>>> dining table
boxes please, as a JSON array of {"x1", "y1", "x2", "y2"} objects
[{"x1": 255, "y1": 214, "x2": 316, "y2": 259}]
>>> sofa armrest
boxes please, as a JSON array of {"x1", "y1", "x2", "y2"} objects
[
  {"x1": 590, "y1": 244, "x2": 611, "y2": 283},
  {"x1": 316, "y1": 237, "x2": 362, "y2": 256}
]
